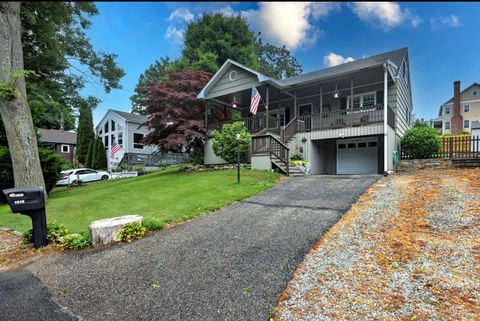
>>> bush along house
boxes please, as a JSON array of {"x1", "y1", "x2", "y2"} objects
[{"x1": 198, "y1": 48, "x2": 413, "y2": 175}]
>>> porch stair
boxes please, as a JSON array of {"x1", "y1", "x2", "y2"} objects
[{"x1": 251, "y1": 134, "x2": 291, "y2": 176}]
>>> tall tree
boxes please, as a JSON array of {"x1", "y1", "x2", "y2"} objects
[
  {"x1": 20, "y1": 2, "x2": 125, "y2": 129},
  {"x1": 139, "y1": 71, "x2": 216, "y2": 152},
  {"x1": 85, "y1": 141, "x2": 94, "y2": 168},
  {"x1": 92, "y1": 137, "x2": 107, "y2": 170},
  {"x1": 255, "y1": 34, "x2": 303, "y2": 79},
  {"x1": 76, "y1": 98, "x2": 96, "y2": 164},
  {"x1": 182, "y1": 13, "x2": 258, "y2": 73},
  {"x1": 0, "y1": 2, "x2": 45, "y2": 191},
  {"x1": 130, "y1": 57, "x2": 173, "y2": 114}
]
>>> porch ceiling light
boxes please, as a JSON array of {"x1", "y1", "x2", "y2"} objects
[
  {"x1": 333, "y1": 84, "x2": 340, "y2": 99},
  {"x1": 230, "y1": 97, "x2": 239, "y2": 108}
]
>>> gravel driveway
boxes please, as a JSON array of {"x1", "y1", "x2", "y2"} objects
[{"x1": 3, "y1": 175, "x2": 378, "y2": 321}]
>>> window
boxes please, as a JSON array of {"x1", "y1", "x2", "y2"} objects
[
  {"x1": 445, "y1": 106, "x2": 450, "y2": 114},
  {"x1": 104, "y1": 121, "x2": 109, "y2": 133},
  {"x1": 347, "y1": 143, "x2": 356, "y2": 148},
  {"x1": 118, "y1": 132, "x2": 123, "y2": 146},
  {"x1": 61, "y1": 144, "x2": 70, "y2": 153},
  {"x1": 368, "y1": 142, "x2": 377, "y2": 148},
  {"x1": 472, "y1": 90, "x2": 478, "y2": 97},
  {"x1": 338, "y1": 143, "x2": 346, "y2": 149},
  {"x1": 111, "y1": 120, "x2": 116, "y2": 131},
  {"x1": 464, "y1": 104, "x2": 470, "y2": 112},
  {"x1": 104, "y1": 135, "x2": 109, "y2": 148},
  {"x1": 445, "y1": 121, "x2": 450, "y2": 130},
  {"x1": 133, "y1": 133, "x2": 144, "y2": 149},
  {"x1": 464, "y1": 120, "x2": 470, "y2": 128},
  {"x1": 348, "y1": 92, "x2": 376, "y2": 109},
  {"x1": 111, "y1": 134, "x2": 116, "y2": 146},
  {"x1": 229, "y1": 71, "x2": 237, "y2": 81},
  {"x1": 358, "y1": 142, "x2": 367, "y2": 148}
]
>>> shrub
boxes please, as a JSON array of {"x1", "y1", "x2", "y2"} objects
[
  {"x1": 211, "y1": 121, "x2": 250, "y2": 164},
  {"x1": 118, "y1": 222, "x2": 146, "y2": 242},
  {"x1": 290, "y1": 152, "x2": 304, "y2": 161},
  {"x1": 59, "y1": 232, "x2": 92, "y2": 250},
  {"x1": 143, "y1": 217, "x2": 164, "y2": 231},
  {"x1": 188, "y1": 148, "x2": 204, "y2": 165},
  {"x1": 23, "y1": 222, "x2": 70, "y2": 244},
  {"x1": 401, "y1": 125, "x2": 441, "y2": 159}
]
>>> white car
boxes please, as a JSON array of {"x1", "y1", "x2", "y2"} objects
[{"x1": 56, "y1": 168, "x2": 110, "y2": 186}]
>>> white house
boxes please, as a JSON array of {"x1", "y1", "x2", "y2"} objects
[{"x1": 95, "y1": 109, "x2": 156, "y2": 169}]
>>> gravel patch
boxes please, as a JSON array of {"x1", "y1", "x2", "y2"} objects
[{"x1": 275, "y1": 168, "x2": 480, "y2": 320}]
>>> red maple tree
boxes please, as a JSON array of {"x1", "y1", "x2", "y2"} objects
[{"x1": 139, "y1": 70, "x2": 221, "y2": 152}]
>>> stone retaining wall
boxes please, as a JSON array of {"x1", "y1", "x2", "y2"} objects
[
  {"x1": 397, "y1": 159, "x2": 452, "y2": 172},
  {"x1": 180, "y1": 164, "x2": 252, "y2": 173}
]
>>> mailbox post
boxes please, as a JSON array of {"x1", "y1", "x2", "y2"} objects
[{"x1": 3, "y1": 187, "x2": 47, "y2": 248}]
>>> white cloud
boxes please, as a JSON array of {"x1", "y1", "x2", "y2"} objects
[
  {"x1": 430, "y1": 15, "x2": 460, "y2": 31},
  {"x1": 324, "y1": 52, "x2": 355, "y2": 67},
  {"x1": 349, "y1": 2, "x2": 420, "y2": 31},
  {"x1": 164, "y1": 26, "x2": 184, "y2": 43},
  {"x1": 168, "y1": 8, "x2": 194, "y2": 22},
  {"x1": 241, "y1": 2, "x2": 339, "y2": 50}
]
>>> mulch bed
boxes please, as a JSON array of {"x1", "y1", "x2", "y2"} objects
[{"x1": 0, "y1": 229, "x2": 48, "y2": 271}]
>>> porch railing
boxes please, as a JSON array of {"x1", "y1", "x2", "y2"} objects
[
  {"x1": 120, "y1": 152, "x2": 189, "y2": 166},
  {"x1": 401, "y1": 135, "x2": 480, "y2": 159},
  {"x1": 251, "y1": 134, "x2": 289, "y2": 175},
  {"x1": 207, "y1": 113, "x2": 280, "y2": 134}
]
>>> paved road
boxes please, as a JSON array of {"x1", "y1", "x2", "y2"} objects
[{"x1": 1, "y1": 175, "x2": 378, "y2": 321}]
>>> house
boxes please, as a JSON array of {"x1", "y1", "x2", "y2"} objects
[
  {"x1": 38, "y1": 128, "x2": 77, "y2": 162},
  {"x1": 198, "y1": 47, "x2": 413, "y2": 175},
  {"x1": 472, "y1": 121, "x2": 480, "y2": 137},
  {"x1": 95, "y1": 109, "x2": 157, "y2": 169},
  {"x1": 431, "y1": 81, "x2": 480, "y2": 134}
]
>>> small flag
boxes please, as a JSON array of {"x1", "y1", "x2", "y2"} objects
[
  {"x1": 111, "y1": 143, "x2": 121, "y2": 159},
  {"x1": 250, "y1": 86, "x2": 261, "y2": 115}
]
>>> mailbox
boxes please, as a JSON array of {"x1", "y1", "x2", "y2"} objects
[{"x1": 3, "y1": 187, "x2": 47, "y2": 248}]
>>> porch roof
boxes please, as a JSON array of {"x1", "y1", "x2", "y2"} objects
[{"x1": 198, "y1": 47, "x2": 407, "y2": 100}]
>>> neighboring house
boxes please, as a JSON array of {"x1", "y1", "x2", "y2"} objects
[
  {"x1": 95, "y1": 109, "x2": 157, "y2": 169},
  {"x1": 38, "y1": 128, "x2": 77, "y2": 162},
  {"x1": 472, "y1": 121, "x2": 480, "y2": 137},
  {"x1": 431, "y1": 81, "x2": 480, "y2": 134},
  {"x1": 198, "y1": 47, "x2": 413, "y2": 175}
]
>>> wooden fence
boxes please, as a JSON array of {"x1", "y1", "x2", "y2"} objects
[{"x1": 401, "y1": 135, "x2": 480, "y2": 159}]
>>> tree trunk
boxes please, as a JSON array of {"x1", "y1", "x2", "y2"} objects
[{"x1": 0, "y1": 3, "x2": 46, "y2": 195}]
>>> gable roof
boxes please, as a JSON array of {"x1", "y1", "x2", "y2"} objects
[
  {"x1": 197, "y1": 47, "x2": 408, "y2": 99},
  {"x1": 110, "y1": 109, "x2": 148, "y2": 123},
  {"x1": 441, "y1": 82, "x2": 480, "y2": 105},
  {"x1": 38, "y1": 128, "x2": 76, "y2": 145}
]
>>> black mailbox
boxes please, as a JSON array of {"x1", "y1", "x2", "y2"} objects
[{"x1": 3, "y1": 187, "x2": 47, "y2": 248}]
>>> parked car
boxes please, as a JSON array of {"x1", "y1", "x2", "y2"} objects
[{"x1": 56, "y1": 168, "x2": 110, "y2": 186}]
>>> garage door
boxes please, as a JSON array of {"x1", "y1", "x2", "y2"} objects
[{"x1": 336, "y1": 137, "x2": 378, "y2": 174}]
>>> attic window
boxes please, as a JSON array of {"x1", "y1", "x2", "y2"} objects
[
  {"x1": 229, "y1": 71, "x2": 237, "y2": 81},
  {"x1": 472, "y1": 90, "x2": 478, "y2": 97}
]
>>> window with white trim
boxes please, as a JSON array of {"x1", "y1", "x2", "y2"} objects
[
  {"x1": 445, "y1": 106, "x2": 450, "y2": 114},
  {"x1": 472, "y1": 90, "x2": 478, "y2": 97},
  {"x1": 118, "y1": 132, "x2": 123, "y2": 146},
  {"x1": 61, "y1": 144, "x2": 70, "y2": 153},
  {"x1": 347, "y1": 92, "x2": 376, "y2": 109},
  {"x1": 464, "y1": 120, "x2": 469, "y2": 128},
  {"x1": 464, "y1": 104, "x2": 470, "y2": 112},
  {"x1": 445, "y1": 121, "x2": 450, "y2": 130},
  {"x1": 133, "y1": 133, "x2": 144, "y2": 149}
]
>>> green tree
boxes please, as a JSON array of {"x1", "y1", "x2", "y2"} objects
[
  {"x1": 85, "y1": 140, "x2": 94, "y2": 168},
  {"x1": 92, "y1": 136, "x2": 107, "y2": 170},
  {"x1": 76, "y1": 98, "x2": 96, "y2": 164},
  {"x1": 401, "y1": 123, "x2": 442, "y2": 159},
  {"x1": 182, "y1": 13, "x2": 259, "y2": 73},
  {"x1": 211, "y1": 122, "x2": 250, "y2": 163},
  {"x1": 255, "y1": 34, "x2": 303, "y2": 79},
  {"x1": 130, "y1": 57, "x2": 173, "y2": 114},
  {"x1": 91, "y1": 137, "x2": 99, "y2": 169}
]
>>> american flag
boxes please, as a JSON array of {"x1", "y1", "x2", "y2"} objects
[
  {"x1": 110, "y1": 143, "x2": 122, "y2": 159},
  {"x1": 250, "y1": 86, "x2": 261, "y2": 115}
]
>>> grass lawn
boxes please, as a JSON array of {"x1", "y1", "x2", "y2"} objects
[{"x1": 0, "y1": 167, "x2": 281, "y2": 234}]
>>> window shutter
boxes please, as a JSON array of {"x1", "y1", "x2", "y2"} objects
[
  {"x1": 376, "y1": 91, "x2": 384, "y2": 104},
  {"x1": 340, "y1": 97, "x2": 347, "y2": 110}
]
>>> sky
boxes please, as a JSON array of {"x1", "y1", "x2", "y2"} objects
[{"x1": 80, "y1": 2, "x2": 480, "y2": 126}]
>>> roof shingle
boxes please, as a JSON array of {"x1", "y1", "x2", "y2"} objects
[{"x1": 38, "y1": 128, "x2": 76, "y2": 145}]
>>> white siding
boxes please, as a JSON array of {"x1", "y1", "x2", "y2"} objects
[{"x1": 251, "y1": 155, "x2": 272, "y2": 170}]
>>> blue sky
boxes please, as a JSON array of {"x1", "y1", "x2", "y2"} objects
[{"x1": 81, "y1": 2, "x2": 480, "y2": 126}]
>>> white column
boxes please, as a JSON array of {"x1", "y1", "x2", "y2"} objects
[
  {"x1": 319, "y1": 86, "x2": 323, "y2": 129},
  {"x1": 383, "y1": 64, "x2": 388, "y2": 174}
]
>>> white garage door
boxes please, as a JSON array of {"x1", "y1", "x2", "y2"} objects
[{"x1": 337, "y1": 137, "x2": 378, "y2": 174}]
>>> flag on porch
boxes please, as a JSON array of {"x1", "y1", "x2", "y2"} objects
[
  {"x1": 110, "y1": 143, "x2": 122, "y2": 159},
  {"x1": 250, "y1": 86, "x2": 261, "y2": 115}
]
